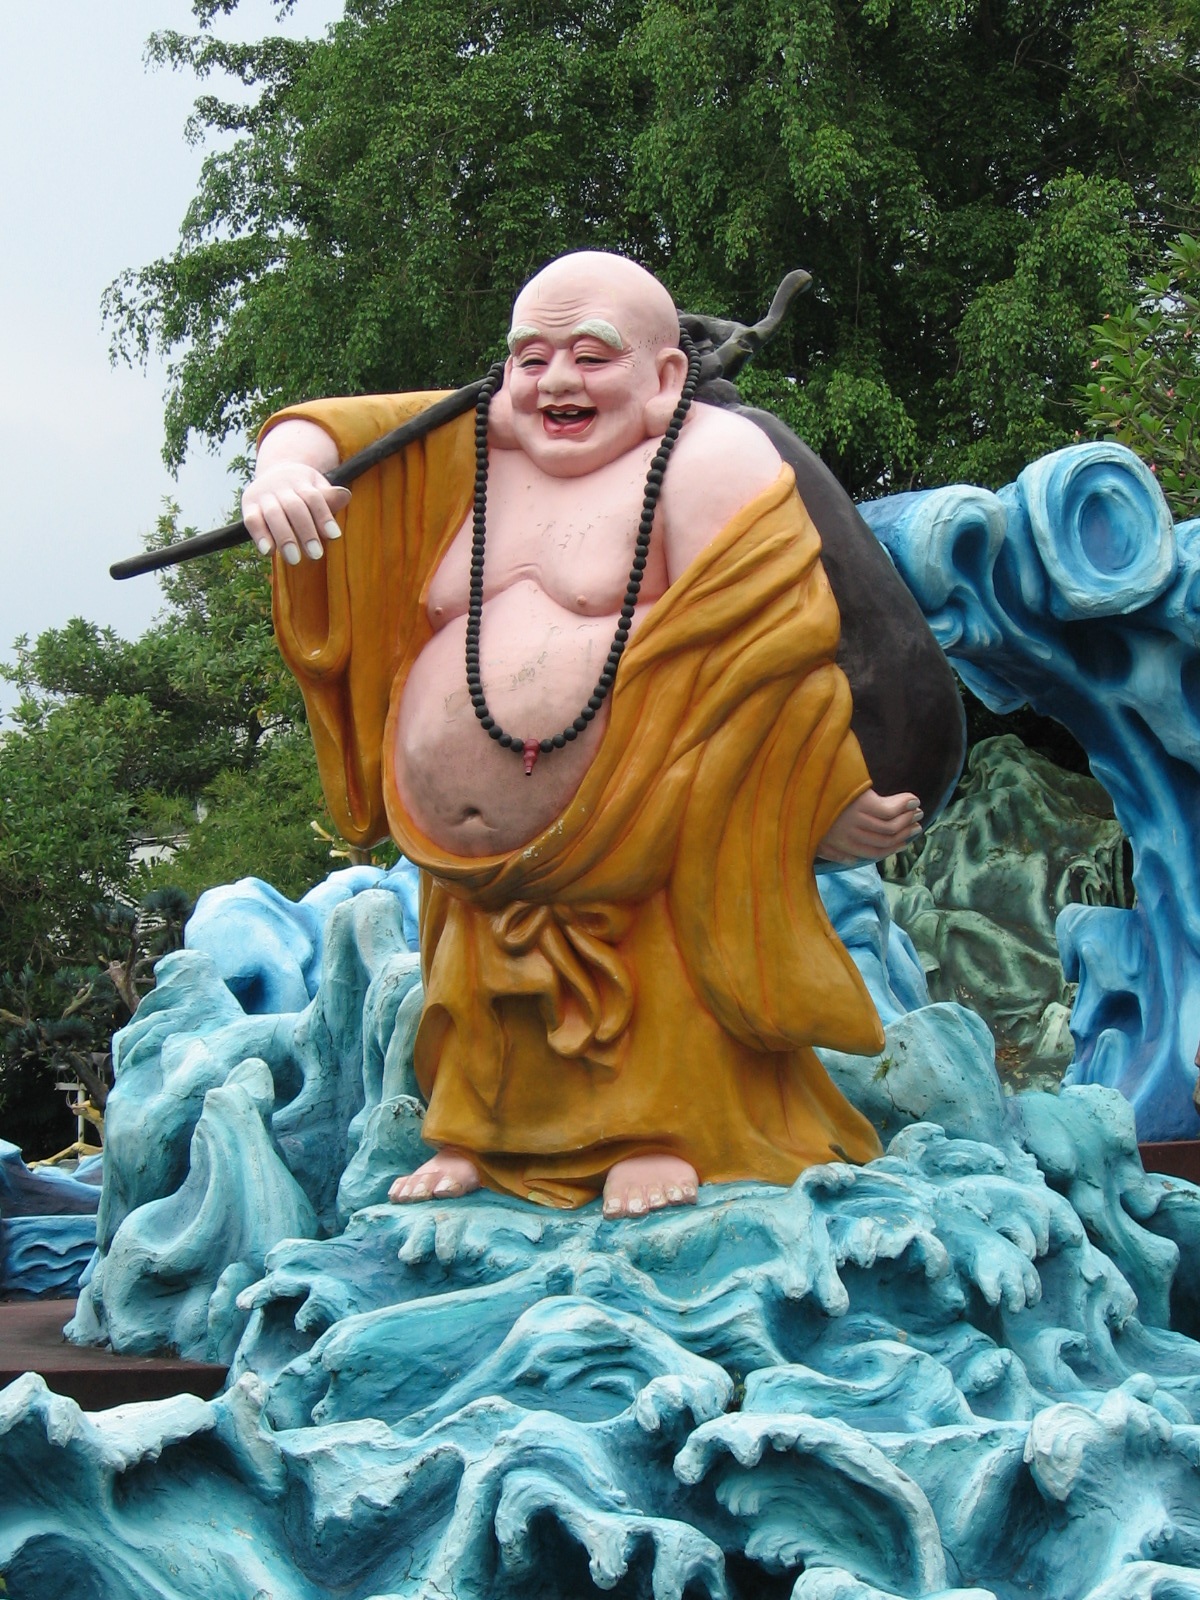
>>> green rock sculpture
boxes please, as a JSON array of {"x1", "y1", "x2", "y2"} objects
[{"x1": 884, "y1": 734, "x2": 1131, "y2": 1093}]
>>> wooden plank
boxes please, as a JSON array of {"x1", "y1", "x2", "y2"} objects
[
  {"x1": 1139, "y1": 1141, "x2": 1200, "y2": 1185},
  {"x1": 0, "y1": 1299, "x2": 226, "y2": 1409}
]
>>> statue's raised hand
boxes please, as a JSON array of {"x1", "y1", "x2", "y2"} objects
[
  {"x1": 817, "y1": 788, "x2": 923, "y2": 865},
  {"x1": 242, "y1": 418, "x2": 350, "y2": 564}
]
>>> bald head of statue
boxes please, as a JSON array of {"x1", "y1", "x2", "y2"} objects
[{"x1": 488, "y1": 251, "x2": 689, "y2": 479}]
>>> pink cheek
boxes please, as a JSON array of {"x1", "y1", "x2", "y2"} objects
[
  {"x1": 508, "y1": 381, "x2": 540, "y2": 412},
  {"x1": 582, "y1": 371, "x2": 630, "y2": 398}
]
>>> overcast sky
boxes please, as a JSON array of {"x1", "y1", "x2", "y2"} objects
[{"x1": 0, "y1": 0, "x2": 344, "y2": 721}]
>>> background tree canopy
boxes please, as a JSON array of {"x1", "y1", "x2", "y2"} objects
[
  {"x1": 0, "y1": 521, "x2": 354, "y2": 1153},
  {"x1": 5, "y1": 0, "x2": 1200, "y2": 1152},
  {"x1": 105, "y1": 0, "x2": 1200, "y2": 497}
]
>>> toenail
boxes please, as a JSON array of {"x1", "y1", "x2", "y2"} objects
[
  {"x1": 433, "y1": 1177, "x2": 459, "y2": 1196},
  {"x1": 665, "y1": 1184, "x2": 683, "y2": 1202},
  {"x1": 628, "y1": 1195, "x2": 648, "y2": 1215}
]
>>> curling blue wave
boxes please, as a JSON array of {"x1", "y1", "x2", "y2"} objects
[{"x1": 860, "y1": 444, "x2": 1200, "y2": 1139}]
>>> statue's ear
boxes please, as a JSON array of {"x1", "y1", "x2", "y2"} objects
[
  {"x1": 643, "y1": 347, "x2": 689, "y2": 436},
  {"x1": 486, "y1": 358, "x2": 520, "y2": 448}
]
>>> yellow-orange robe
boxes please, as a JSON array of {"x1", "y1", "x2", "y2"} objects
[{"x1": 264, "y1": 392, "x2": 885, "y2": 1206}]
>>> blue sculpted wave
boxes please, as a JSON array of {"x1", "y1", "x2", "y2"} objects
[
  {"x1": 0, "y1": 1141, "x2": 100, "y2": 1299},
  {"x1": 185, "y1": 857, "x2": 420, "y2": 1013},
  {"x1": 4, "y1": 1105, "x2": 1200, "y2": 1598},
  {"x1": 3, "y1": 854, "x2": 1200, "y2": 1596},
  {"x1": 859, "y1": 443, "x2": 1200, "y2": 1139}
]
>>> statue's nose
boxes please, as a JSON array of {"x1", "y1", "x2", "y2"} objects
[{"x1": 539, "y1": 350, "x2": 584, "y2": 394}]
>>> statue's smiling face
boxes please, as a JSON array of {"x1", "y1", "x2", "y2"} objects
[{"x1": 502, "y1": 254, "x2": 685, "y2": 479}]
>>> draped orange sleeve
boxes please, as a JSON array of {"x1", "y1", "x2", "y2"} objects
[{"x1": 264, "y1": 393, "x2": 885, "y2": 1207}]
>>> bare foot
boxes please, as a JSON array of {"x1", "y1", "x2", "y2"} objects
[
  {"x1": 388, "y1": 1150, "x2": 481, "y2": 1203},
  {"x1": 602, "y1": 1154, "x2": 698, "y2": 1219}
]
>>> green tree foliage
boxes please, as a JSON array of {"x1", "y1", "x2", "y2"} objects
[
  {"x1": 0, "y1": 516, "x2": 338, "y2": 1153},
  {"x1": 104, "y1": 0, "x2": 1200, "y2": 498},
  {"x1": 1080, "y1": 233, "x2": 1200, "y2": 521}
]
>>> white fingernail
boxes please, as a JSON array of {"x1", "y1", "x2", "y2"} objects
[
  {"x1": 282, "y1": 544, "x2": 301, "y2": 566},
  {"x1": 305, "y1": 540, "x2": 324, "y2": 559},
  {"x1": 255, "y1": 538, "x2": 272, "y2": 555},
  {"x1": 324, "y1": 520, "x2": 342, "y2": 539}
]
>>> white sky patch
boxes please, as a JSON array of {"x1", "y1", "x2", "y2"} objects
[{"x1": 0, "y1": 0, "x2": 344, "y2": 724}]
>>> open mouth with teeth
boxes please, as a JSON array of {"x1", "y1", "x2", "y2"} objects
[{"x1": 541, "y1": 404, "x2": 597, "y2": 437}]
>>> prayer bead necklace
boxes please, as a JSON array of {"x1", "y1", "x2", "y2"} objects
[{"x1": 467, "y1": 330, "x2": 701, "y2": 774}]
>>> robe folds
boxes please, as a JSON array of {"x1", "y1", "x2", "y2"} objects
[{"x1": 264, "y1": 391, "x2": 885, "y2": 1206}]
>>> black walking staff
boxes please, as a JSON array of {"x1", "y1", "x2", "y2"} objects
[{"x1": 108, "y1": 379, "x2": 490, "y2": 581}]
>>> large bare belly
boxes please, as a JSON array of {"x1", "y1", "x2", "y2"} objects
[{"x1": 393, "y1": 581, "x2": 622, "y2": 856}]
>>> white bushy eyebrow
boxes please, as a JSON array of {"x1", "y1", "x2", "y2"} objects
[
  {"x1": 570, "y1": 319, "x2": 623, "y2": 349},
  {"x1": 506, "y1": 318, "x2": 625, "y2": 353},
  {"x1": 507, "y1": 323, "x2": 542, "y2": 353}
]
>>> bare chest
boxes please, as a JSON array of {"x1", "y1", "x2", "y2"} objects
[{"x1": 425, "y1": 445, "x2": 670, "y2": 625}]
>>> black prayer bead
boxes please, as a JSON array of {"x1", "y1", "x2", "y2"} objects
[{"x1": 462, "y1": 336, "x2": 697, "y2": 762}]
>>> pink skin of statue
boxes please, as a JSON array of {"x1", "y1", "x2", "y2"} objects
[{"x1": 243, "y1": 252, "x2": 922, "y2": 1219}]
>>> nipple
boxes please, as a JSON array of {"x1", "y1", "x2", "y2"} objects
[{"x1": 522, "y1": 739, "x2": 540, "y2": 776}]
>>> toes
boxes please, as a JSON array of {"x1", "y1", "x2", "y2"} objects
[
  {"x1": 664, "y1": 1184, "x2": 683, "y2": 1204},
  {"x1": 603, "y1": 1193, "x2": 625, "y2": 1219},
  {"x1": 647, "y1": 1186, "x2": 667, "y2": 1210},
  {"x1": 433, "y1": 1176, "x2": 463, "y2": 1197}
]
